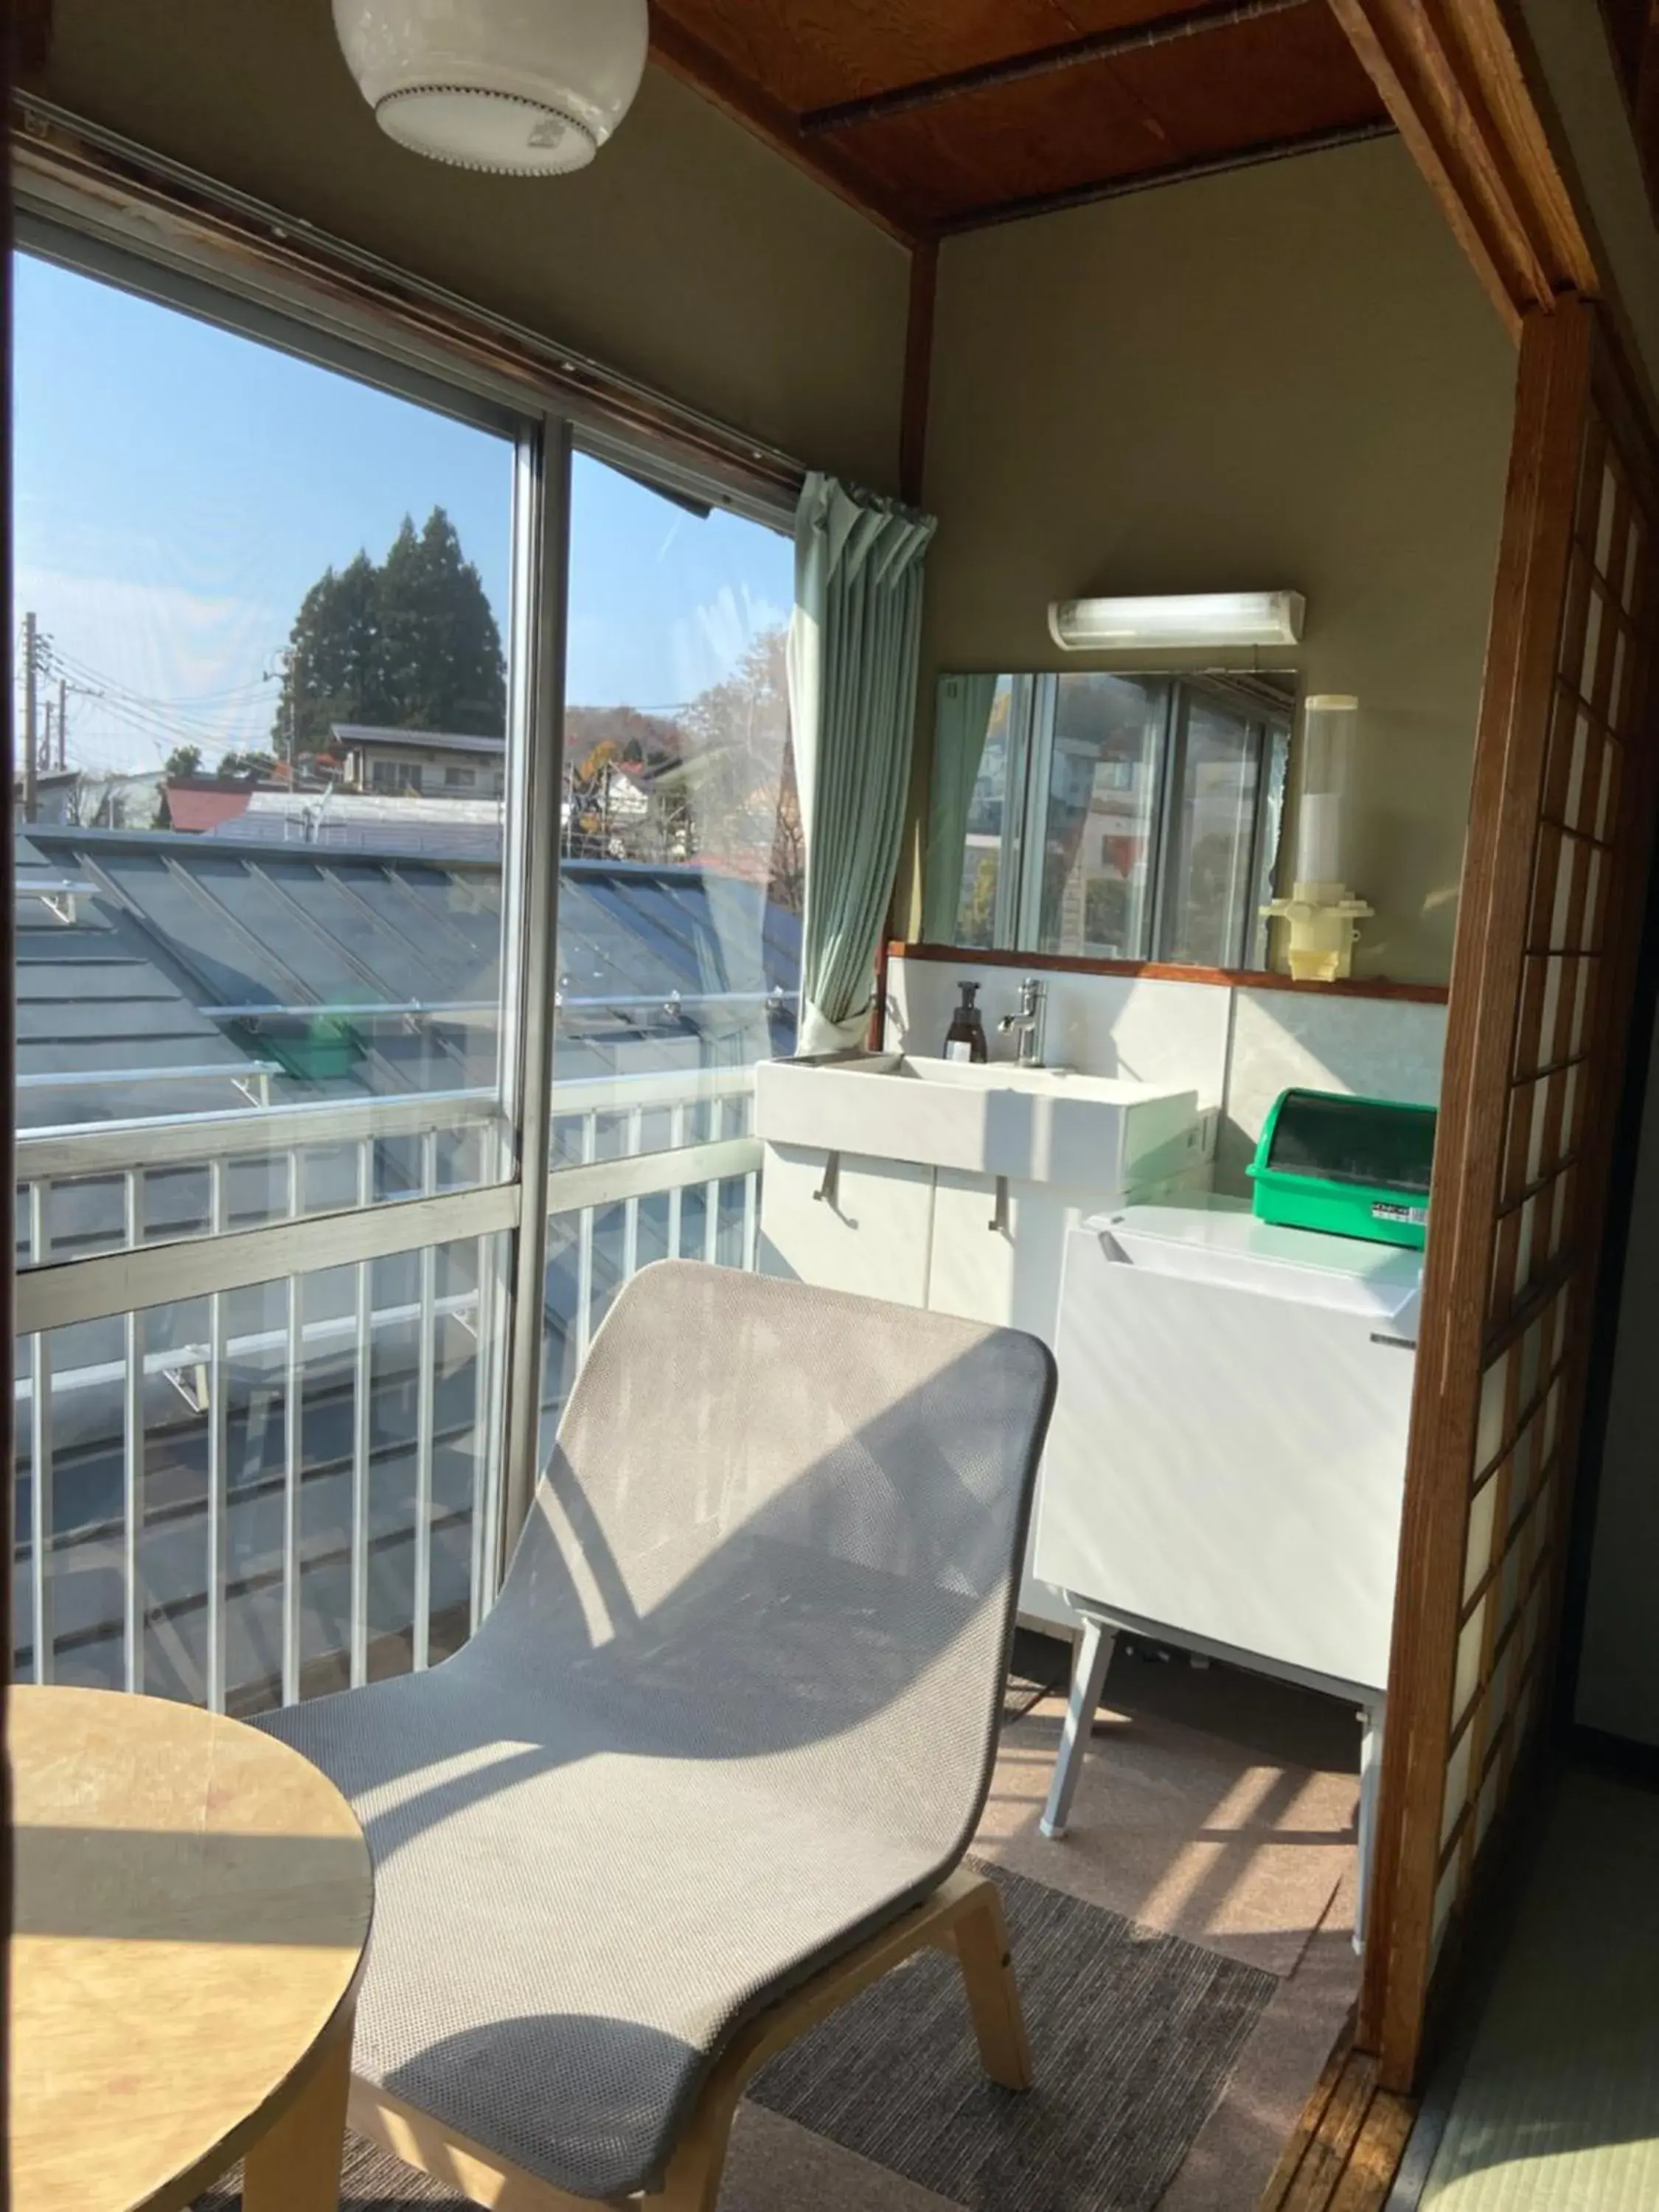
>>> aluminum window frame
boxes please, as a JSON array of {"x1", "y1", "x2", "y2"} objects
[
  {"x1": 10, "y1": 193, "x2": 783, "y2": 1689},
  {"x1": 1150, "y1": 687, "x2": 1271, "y2": 970},
  {"x1": 13, "y1": 93, "x2": 805, "y2": 515}
]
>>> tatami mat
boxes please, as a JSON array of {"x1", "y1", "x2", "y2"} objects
[{"x1": 1419, "y1": 1770, "x2": 1659, "y2": 2211}]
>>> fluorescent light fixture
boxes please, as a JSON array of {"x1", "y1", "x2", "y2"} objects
[{"x1": 1048, "y1": 590, "x2": 1306, "y2": 651}]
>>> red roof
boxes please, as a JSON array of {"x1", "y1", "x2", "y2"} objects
[{"x1": 164, "y1": 785, "x2": 253, "y2": 833}]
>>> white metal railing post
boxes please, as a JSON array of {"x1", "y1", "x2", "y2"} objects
[
  {"x1": 413, "y1": 1130, "x2": 439, "y2": 1672},
  {"x1": 621, "y1": 1106, "x2": 643, "y2": 1281},
  {"x1": 574, "y1": 1113, "x2": 597, "y2": 1366},
  {"x1": 122, "y1": 1169, "x2": 145, "y2": 1694},
  {"x1": 205, "y1": 1158, "x2": 229, "y2": 1712},
  {"x1": 282, "y1": 1141, "x2": 303, "y2": 1707},
  {"x1": 11, "y1": 1066, "x2": 762, "y2": 1707},
  {"x1": 470, "y1": 1228, "x2": 500, "y2": 1635},
  {"x1": 702, "y1": 1095, "x2": 723, "y2": 1264},
  {"x1": 29, "y1": 1326, "x2": 54, "y2": 1686},
  {"x1": 349, "y1": 1140, "x2": 374, "y2": 1688},
  {"x1": 25, "y1": 1185, "x2": 51, "y2": 1686},
  {"x1": 667, "y1": 1101, "x2": 688, "y2": 1256}
]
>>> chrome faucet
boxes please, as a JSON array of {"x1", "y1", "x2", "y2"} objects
[{"x1": 998, "y1": 976, "x2": 1046, "y2": 1068}]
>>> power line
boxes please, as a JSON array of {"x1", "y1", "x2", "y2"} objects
[{"x1": 41, "y1": 644, "x2": 282, "y2": 746}]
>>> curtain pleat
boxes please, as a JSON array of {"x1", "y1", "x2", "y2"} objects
[{"x1": 787, "y1": 473, "x2": 936, "y2": 1057}]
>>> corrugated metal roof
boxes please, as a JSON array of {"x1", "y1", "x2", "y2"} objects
[
  {"x1": 211, "y1": 788, "x2": 505, "y2": 860},
  {"x1": 15, "y1": 825, "x2": 800, "y2": 1130}
]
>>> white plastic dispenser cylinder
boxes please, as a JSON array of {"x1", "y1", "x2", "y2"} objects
[
  {"x1": 1297, "y1": 695, "x2": 1357, "y2": 888},
  {"x1": 1262, "y1": 693, "x2": 1370, "y2": 981}
]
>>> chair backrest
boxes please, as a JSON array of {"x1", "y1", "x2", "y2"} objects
[{"x1": 487, "y1": 1260, "x2": 1056, "y2": 1856}]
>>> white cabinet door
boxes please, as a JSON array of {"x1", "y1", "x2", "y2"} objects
[
  {"x1": 926, "y1": 1169, "x2": 1019, "y2": 1325},
  {"x1": 928, "y1": 1172, "x2": 1088, "y2": 1343},
  {"x1": 757, "y1": 1144, "x2": 935, "y2": 1307},
  {"x1": 928, "y1": 1170, "x2": 1082, "y2": 1633}
]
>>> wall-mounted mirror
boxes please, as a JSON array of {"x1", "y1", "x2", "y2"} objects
[{"x1": 926, "y1": 669, "x2": 1295, "y2": 970}]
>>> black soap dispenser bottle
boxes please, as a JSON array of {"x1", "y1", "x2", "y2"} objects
[{"x1": 944, "y1": 979, "x2": 989, "y2": 1064}]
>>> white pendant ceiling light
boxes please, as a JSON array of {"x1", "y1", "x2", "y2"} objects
[
  {"x1": 333, "y1": 0, "x2": 650, "y2": 175},
  {"x1": 1048, "y1": 591, "x2": 1306, "y2": 651}
]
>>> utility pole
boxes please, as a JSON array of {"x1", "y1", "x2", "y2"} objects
[
  {"x1": 58, "y1": 675, "x2": 67, "y2": 769},
  {"x1": 22, "y1": 610, "x2": 39, "y2": 824}
]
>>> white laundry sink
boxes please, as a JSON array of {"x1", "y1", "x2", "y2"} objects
[{"x1": 754, "y1": 1052, "x2": 1204, "y2": 1189}]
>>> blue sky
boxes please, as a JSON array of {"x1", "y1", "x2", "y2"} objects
[{"x1": 10, "y1": 253, "x2": 793, "y2": 775}]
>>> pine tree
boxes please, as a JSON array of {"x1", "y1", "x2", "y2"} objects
[
  {"x1": 272, "y1": 510, "x2": 504, "y2": 760},
  {"x1": 376, "y1": 509, "x2": 505, "y2": 734}
]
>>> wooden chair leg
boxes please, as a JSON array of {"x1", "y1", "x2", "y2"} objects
[
  {"x1": 950, "y1": 1879, "x2": 1034, "y2": 2090},
  {"x1": 243, "y1": 2000, "x2": 355, "y2": 2211},
  {"x1": 647, "y1": 2081, "x2": 739, "y2": 2212}
]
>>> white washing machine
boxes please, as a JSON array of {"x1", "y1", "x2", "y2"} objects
[{"x1": 1033, "y1": 1195, "x2": 1423, "y2": 1944}]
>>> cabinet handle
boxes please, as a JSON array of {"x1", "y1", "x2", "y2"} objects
[
  {"x1": 987, "y1": 1175, "x2": 1009, "y2": 1234},
  {"x1": 813, "y1": 1150, "x2": 841, "y2": 1207}
]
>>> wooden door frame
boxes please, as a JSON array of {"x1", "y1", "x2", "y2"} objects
[
  {"x1": 1331, "y1": 0, "x2": 1659, "y2": 2098},
  {"x1": 1327, "y1": 0, "x2": 1596, "y2": 331},
  {"x1": 1358, "y1": 296, "x2": 1588, "y2": 2088}
]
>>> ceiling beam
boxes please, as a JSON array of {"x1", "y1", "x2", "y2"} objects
[
  {"x1": 1328, "y1": 0, "x2": 1596, "y2": 336},
  {"x1": 799, "y1": 0, "x2": 1314, "y2": 136},
  {"x1": 938, "y1": 118, "x2": 1396, "y2": 234},
  {"x1": 647, "y1": 14, "x2": 921, "y2": 245}
]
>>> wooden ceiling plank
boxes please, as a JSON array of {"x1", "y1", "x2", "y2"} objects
[
  {"x1": 825, "y1": 14, "x2": 1381, "y2": 227},
  {"x1": 1105, "y1": 7, "x2": 1387, "y2": 168},
  {"x1": 653, "y1": 0, "x2": 1085, "y2": 116},
  {"x1": 647, "y1": 13, "x2": 924, "y2": 243},
  {"x1": 937, "y1": 117, "x2": 1397, "y2": 232},
  {"x1": 1327, "y1": 0, "x2": 1596, "y2": 333},
  {"x1": 818, "y1": 58, "x2": 1178, "y2": 225},
  {"x1": 799, "y1": 0, "x2": 1312, "y2": 134}
]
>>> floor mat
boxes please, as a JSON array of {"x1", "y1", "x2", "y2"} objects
[
  {"x1": 751, "y1": 1860, "x2": 1275, "y2": 2212},
  {"x1": 200, "y1": 1864, "x2": 1273, "y2": 2212},
  {"x1": 1419, "y1": 1770, "x2": 1659, "y2": 2211}
]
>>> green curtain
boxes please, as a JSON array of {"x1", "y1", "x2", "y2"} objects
[
  {"x1": 921, "y1": 671, "x2": 998, "y2": 945},
  {"x1": 788, "y1": 473, "x2": 936, "y2": 1057}
]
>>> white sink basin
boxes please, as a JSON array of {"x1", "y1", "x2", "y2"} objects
[{"x1": 754, "y1": 1053, "x2": 1206, "y2": 1190}]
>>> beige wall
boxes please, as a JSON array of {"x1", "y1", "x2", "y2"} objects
[
  {"x1": 911, "y1": 136, "x2": 1517, "y2": 985},
  {"x1": 25, "y1": 0, "x2": 911, "y2": 493}
]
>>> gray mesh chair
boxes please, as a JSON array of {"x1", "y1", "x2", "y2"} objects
[{"x1": 263, "y1": 1259, "x2": 1057, "y2": 2211}]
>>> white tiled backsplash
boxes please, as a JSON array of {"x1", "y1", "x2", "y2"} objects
[{"x1": 883, "y1": 956, "x2": 1448, "y2": 1195}]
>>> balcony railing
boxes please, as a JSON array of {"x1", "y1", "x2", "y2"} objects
[{"x1": 13, "y1": 1065, "x2": 763, "y2": 1714}]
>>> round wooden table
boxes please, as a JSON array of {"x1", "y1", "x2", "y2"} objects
[{"x1": 10, "y1": 1686, "x2": 373, "y2": 2212}]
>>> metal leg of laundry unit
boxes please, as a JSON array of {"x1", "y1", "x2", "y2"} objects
[
  {"x1": 1354, "y1": 1695, "x2": 1387, "y2": 1952},
  {"x1": 1039, "y1": 1614, "x2": 1116, "y2": 1841}
]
